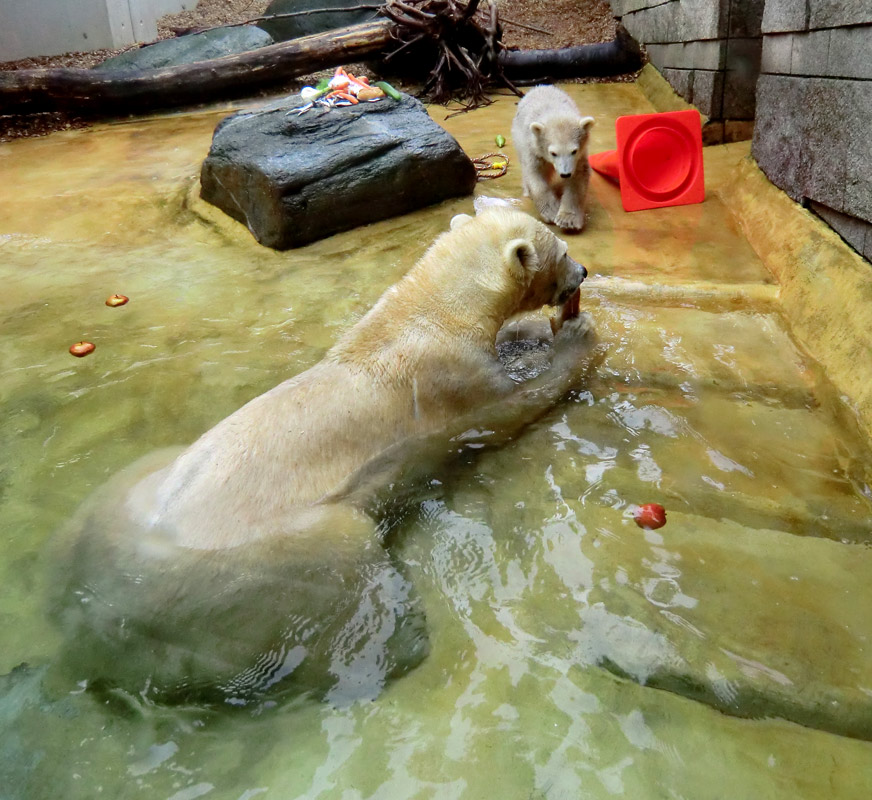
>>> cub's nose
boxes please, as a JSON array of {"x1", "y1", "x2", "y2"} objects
[
  {"x1": 580, "y1": 264, "x2": 588, "y2": 280},
  {"x1": 560, "y1": 172, "x2": 573, "y2": 179}
]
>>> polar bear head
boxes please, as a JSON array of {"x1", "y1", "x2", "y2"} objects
[
  {"x1": 531, "y1": 115, "x2": 595, "y2": 179},
  {"x1": 448, "y1": 208, "x2": 587, "y2": 314}
]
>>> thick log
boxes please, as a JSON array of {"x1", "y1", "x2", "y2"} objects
[
  {"x1": 0, "y1": 19, "x2": 642, "y2": 117},
  {"x1": 498, "y1": 25, "x2": 643, "y2": 82},
  {"x1": 0, "y1": 20, "x2": 395, "y2": 115}
]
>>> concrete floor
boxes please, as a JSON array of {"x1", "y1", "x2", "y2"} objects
[{"x1": 1, "y1": 73, "x2": 871, "y2": 797}]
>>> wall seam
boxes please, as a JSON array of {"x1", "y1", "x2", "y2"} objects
[
  {"x1": 766, "y1": 22, "x2": 872, "y2": 34},
  {"x1": 721, "y1": 0, "x2": 731, "y2": 117},
  {"x1": 758, "y1": 70, "x2": 871, "y2": 81}
]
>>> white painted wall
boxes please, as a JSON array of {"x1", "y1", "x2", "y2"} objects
[{"x1": 0, "y1": 0, "x2": 195, "y2": 61}]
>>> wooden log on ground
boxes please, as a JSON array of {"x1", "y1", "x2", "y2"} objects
[
  {"x1": 0, "y1": 20, "x2": 395, "y2": 115},
  {"x1": 0, "y1": 19, "x2": 643, "y2": 117}
]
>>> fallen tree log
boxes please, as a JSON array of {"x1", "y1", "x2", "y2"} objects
[
  {"x1": 0, "y1": 20, "x2": 395, "y2": 115},
  {"x1": 0, "y1": 18, "x2": 642, "y2": 117}
]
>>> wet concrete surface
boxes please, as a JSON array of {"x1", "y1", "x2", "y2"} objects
[{"x1": 0, "y1": 79, "x2": 871, "y2": 798}]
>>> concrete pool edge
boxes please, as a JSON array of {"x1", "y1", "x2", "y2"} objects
[
  {"x1": 719, "y1": 157, "x2": 872, "y2": 442},
  {"x1": 632, "y1": 64, "x2": 872, "y2": 441}
]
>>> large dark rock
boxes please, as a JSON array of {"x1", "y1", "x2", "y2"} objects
[
  {"x1": 200, "y1": 93, "x2": 477, "y2": 249},
  {"x1": 257, "y1": 0, "x2": 384, "y2": 42},
  {"x1": 95, "y1": 25, "x2": 274, "y2": 72}
]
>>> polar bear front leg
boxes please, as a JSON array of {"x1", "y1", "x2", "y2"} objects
[
  {"x1": 526, "y1": 168, "x2": 561, "y2": 225},
  {"x1": 543, "y1": 311, "x2": 602, "y2": 395},
  {"x1": 554, "y1": 181, "x2": 585, "y2": 232},
  {"x1": 462, "y1": 313, "x2": 601, "y2": 442},
  {"x1": 556, "y1": 161, "x2": 591, "y2": 232}
]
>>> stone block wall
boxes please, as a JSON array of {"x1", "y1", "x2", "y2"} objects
[
  {"x1": 752, "y1": 1, "x2": 872, "y2": 260},
  {"x1": 610, "y1": 0, "x2": 764, "y2": 141}
]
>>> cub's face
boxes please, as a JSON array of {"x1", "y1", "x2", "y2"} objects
[{"x1": 532, "y1": 116, "x2": 595, "y2": 179}]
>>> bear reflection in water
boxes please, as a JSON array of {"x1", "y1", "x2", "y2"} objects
[{"x1": 51, "y1": 208, "x2": 599, "y2": 706}]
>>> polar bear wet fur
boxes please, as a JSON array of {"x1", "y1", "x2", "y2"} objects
[
  {"x1": 52, "y1": 208, "x2": 597, "y2": 703},
  {"x1": 512, "y1": 85, "x2": 595, "y2": 232}
]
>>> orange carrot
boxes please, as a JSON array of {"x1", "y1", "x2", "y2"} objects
[{"x1": 326, "y1": 90, "x2": 359, "y2": 104}]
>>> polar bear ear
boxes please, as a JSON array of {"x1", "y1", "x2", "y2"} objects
[
  {"x1": 576, "y1": 117, "x2": 595, "y2": 139},
  {"x1": 530, "y1": 122, "x2": 545, "y2": 140},
  {"x1": 504, "y1": 238, "x2": 539, "y2": 277},
  {"x1": 450, "y1": 213, "x2": 474, "y2": 230}
]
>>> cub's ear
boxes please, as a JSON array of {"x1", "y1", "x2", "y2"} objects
[
  {"x1": 504, "y1": 238, "x2": 539, "y2": 277},
  {"x1": 578, "y1": 116, "x2": 595, "y2": 137},
  {"x1": 530, "y1": 122, "x2": 545, "y2": 140},
  {"x1": 450, "y1": 213, "x2": 474, "y2": 230}
]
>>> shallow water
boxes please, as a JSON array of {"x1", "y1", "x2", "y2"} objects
[{"x1": 1, "y1": 85, "x2": 872, "y2": 798}]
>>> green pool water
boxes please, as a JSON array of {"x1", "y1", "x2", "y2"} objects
[{"x1": 1, "y1": 84, "x2": 872, "y2": 799}]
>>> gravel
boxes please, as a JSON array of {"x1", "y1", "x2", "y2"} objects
[
  {"x1": 499, "y1": 0, "x2": 618, "y2": 50},
  {"x1": 0, "y1": 0, "x2": 633, "y2": 142},
  {"x1": 157, "y1": 0, "x2": 271, "y2": 38}
]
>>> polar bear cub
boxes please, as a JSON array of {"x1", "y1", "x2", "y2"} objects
[{"x1": 512, "y1": 85, "x2": 595, "y2": 232}]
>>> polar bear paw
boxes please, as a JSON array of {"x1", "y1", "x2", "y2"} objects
[
  {"x1": 552, "y1": 311, "x2": 596, "y2": 353},
  {"x1": 551, "y1": 311, "x2": 597, "y2": 376},
  {"x1": 555, "y1": 208, "x2": 584, "y2": 232},
  {"x1": 558, "y1": 311, "x2": 595, "y2": 340},
  {"x1": 534, "y1": 195, "x2": 561, "y2": 225}
]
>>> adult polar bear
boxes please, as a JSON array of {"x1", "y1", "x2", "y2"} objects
[{"x1": 53, "y1": 208, "x2": 597, "y2": 704}]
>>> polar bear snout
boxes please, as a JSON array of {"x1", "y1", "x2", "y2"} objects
[
  {"x1": 569, "y1": 257, "x2": 588, "y2": 285},
  {"x1": 556, "y1": 158, "x2": 576, "y2": 179},
  {"x1": 555, "y1": 257, "x2": 587, "y2": 305}
]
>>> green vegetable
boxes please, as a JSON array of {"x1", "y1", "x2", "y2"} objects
[
  {"x1": 375, "y1": 81, "x2": 402, "y2": 101},
  {"x1": 315, "y1": 78, "x2": 330, "y2": 91},
  {"x1": 495, "y1": 134, "x2": 506, "y2": 148}
]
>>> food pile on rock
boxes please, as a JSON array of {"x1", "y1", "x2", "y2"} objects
[{"x1": 290, "y1": 67, "x2": 402, "y2": 115}]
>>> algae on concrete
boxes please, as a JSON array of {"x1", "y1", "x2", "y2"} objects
[{"x1": 0, "y1": 78, "x2": 871, "y2": 799}]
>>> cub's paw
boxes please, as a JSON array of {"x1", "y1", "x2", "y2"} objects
[
  {"x1": 555, "y1": 209, "x2": 584, "y2": 232},
  {"x1": 534, "y1": 196, "x2": 561, "y2": 225}
]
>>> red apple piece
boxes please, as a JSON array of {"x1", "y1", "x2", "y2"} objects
[
  {"x1": 633, "y1": 503, "x2": 667, "y2": 530},
  {"x1": 69, "y1": 341, "x2": 95, "y2": 357}
]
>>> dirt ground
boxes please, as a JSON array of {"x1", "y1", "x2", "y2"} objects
[{"x1": 0, "y1": 0, "x2": 627, "y2": 142}]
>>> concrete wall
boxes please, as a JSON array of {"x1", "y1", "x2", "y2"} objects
[
  {"x1": 752, "y1": 1, "x2": 872, "y2": 261},
  {"x1": 0, "y1": 0, "x2": 194, "y2": 61},
  {"x1": 610, "y1": 0, "x2": 764, "y2": 141}
]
